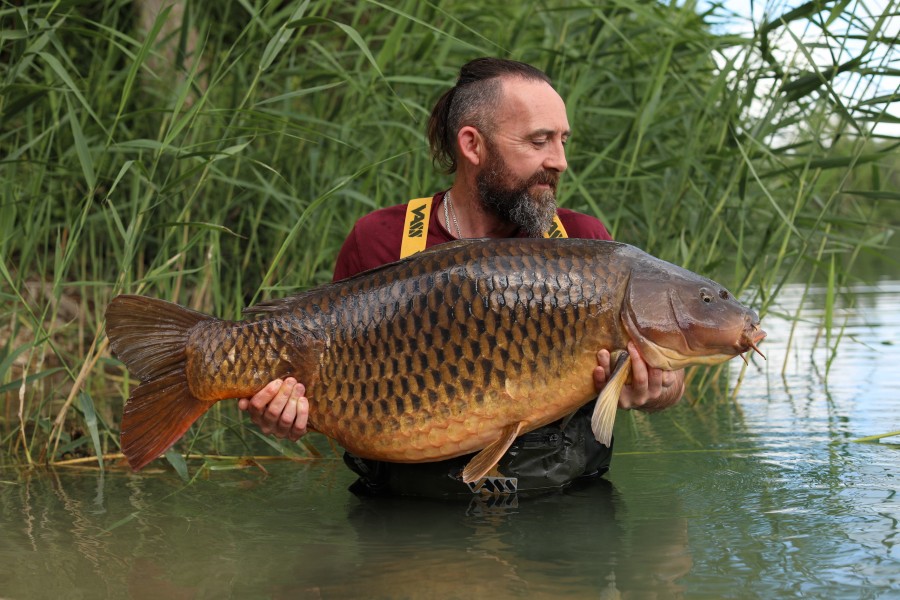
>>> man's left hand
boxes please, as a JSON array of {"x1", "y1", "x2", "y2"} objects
[{"x1": 593, "y1": 342, "x2": 685, "y2": 412}]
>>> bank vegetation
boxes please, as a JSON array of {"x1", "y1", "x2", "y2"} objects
[{"x1": 1, "y1": 0, "x2": 897, "y2": 468}]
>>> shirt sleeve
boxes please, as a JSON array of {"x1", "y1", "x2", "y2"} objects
[
  {"x1": 333, "y1": 224, "x2": 363, "y2": 282},
  {"x1": 557, "y1": 210, "x2": 614, "y2": 241},
  {"x1": 331, "y1": 204, "x2": 409, "y2": 281}
]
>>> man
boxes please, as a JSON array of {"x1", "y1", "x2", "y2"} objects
[{"x1": 239, "y1": 58, "x2": 685, "y2": 497}]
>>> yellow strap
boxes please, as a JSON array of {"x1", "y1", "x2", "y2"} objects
[
  {"x1": 402, "y1": 197, "x2": 565, "y2": 258},
  {"x1": 400, "y1": 197, "x2": 433, "y2": 259},
  {"x1": 543, "y1": 214, "x2": 569, "y2": 239}
]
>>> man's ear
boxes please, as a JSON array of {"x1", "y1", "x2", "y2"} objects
[{"x1": 457, "y1": 125, "x2": 485, "y2": 167}]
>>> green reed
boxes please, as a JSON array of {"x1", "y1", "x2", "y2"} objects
[{"x1": 1, "y1": 0, "x2": 897, "y2": 467}]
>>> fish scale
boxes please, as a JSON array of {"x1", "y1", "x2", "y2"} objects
[{"x1": 106, "y1": 238, "x2": 765, "y2": 477}]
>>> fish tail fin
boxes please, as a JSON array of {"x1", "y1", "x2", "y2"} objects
[
  {"x1": 105, "y1": 295, "x2": 215, "y2": 470},
  {"x1": 591, "y1": 351, "x2": 632, "y2": 446}
]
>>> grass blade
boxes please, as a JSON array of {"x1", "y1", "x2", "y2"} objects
[
  {"x1": 77, "y1": 391, "x2": 104, "y2": 470},
  {"x1": 66, "y1": 94, "x2": 96, "y2": 190}
]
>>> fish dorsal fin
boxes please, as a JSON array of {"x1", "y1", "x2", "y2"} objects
[
  {"x1": 591, "y1": 351, "x2": 632, "y2": 446},
  {"x1": 354, "y1": 238, "x2": 486, "y2": 277},
  {"x1": 461, "y1": 421, "x2": 524, "y2": 484},
  {"x1": 243, "y1": 239, "x2": 491, "y2": 316},
  {"x1": 416, "y1": 238, "x2": 486, "y2": 255}
]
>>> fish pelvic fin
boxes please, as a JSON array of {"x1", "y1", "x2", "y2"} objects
[
  {"x1": 591, "y1": 351, "x2": 632, "y2": 446},
  {"x1": 106, "y1": 295, "x2": 215, "y2": 470},
  {"x1": 461, "y1": 421, "x2": 524, "y2": 484}
]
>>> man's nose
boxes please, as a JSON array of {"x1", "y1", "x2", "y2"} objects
[{"x1": 544, "y1": 140, "x2": 567, "y2": 172}]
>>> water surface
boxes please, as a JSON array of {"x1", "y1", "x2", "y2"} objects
[{"x1": 1, "y1": 281, "x2": 898, "y2": 598}]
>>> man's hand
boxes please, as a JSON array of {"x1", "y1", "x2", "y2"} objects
[
  {"x1": 593, "y1": 342, "x2": 685, "y2": 412},
  {"x1": 237, "y1": 377, "x2": 309, "y2": 441}
]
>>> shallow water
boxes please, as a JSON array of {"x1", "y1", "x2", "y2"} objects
[{"x1": 2, "y1": 281, "x2": 899, "y2": 599}]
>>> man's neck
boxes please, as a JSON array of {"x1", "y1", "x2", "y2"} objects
[{"x1": 445, "y1": 183, "x2": 518, "y2": 239}]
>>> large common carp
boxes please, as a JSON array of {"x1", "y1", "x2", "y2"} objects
[{"x1": 106, "y1": 239, "x2": 765, "y2": 481}]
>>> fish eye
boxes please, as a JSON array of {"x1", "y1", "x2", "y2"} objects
[{"x1": 719, "y1": 289, "x2": 730, "y2": 300}]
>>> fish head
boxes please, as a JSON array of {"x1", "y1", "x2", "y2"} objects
[{"x1": 621, "y1": 258, "x2": 766, "y2": 370}]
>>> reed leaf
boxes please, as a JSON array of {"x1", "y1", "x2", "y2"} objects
[
  {"x1": 76, "y1": 391, "x2": 104, "y2": 469},
  {"x1": 164, "y1": 447, "x2": 190, "y2": 481},
  {"x1": 850, "y1": 431, "x2": 900, "y2": 443}
]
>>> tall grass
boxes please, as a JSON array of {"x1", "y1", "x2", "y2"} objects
[{"x1": 1, "y1": 0, "x2": 897, "y2": 467}]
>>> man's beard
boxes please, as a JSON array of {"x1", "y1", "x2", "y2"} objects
[{"x1": 476, "y1": 143, "x2": 559, "y2": 237}]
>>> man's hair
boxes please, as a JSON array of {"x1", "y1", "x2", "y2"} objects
[{"x1": 427, "y1": 57, "x2": 552, "y2": 174}]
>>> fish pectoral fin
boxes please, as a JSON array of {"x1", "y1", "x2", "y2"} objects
[
  {"x1": 591, "y1": 351, "x2": 633, "y2": 446},
  {"x1": 461, "y1": 422, "x2": 524, "y2": 484}
]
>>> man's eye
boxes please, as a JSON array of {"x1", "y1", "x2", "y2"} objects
[{"x1": 532, "y1": 139, "x2": 548, "y2": 146}]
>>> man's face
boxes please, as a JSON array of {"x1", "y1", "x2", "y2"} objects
[
  {"x1": 476, "y1": 137, "x2": 559, "y2": 237},
  {"x1": 475, "y1": 78, "x2": 570, "y2": 237}
]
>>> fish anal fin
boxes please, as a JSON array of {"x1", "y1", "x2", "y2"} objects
[
  {"x1": 591, "y1": 352, "x2": 633, "y2": 446},
  {"x1": 461, "y1": 422, "x2": 524, "y2": 484},
  {"x1": 121, "y1": 372, "x2": 213, "y2": 471}
]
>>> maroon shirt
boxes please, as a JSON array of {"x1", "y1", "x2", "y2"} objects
[{"x1": 333, "y1": 191, "x2": 612, "y2": 281}]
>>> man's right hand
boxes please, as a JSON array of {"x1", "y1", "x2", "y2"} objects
[{"x1": 237, "y1": 377, "x2": 309, "y2": 441}]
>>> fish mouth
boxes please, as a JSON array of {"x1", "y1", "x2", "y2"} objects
[{"x1": 737, "y1": 323, "x2": 767, "y2": 365}]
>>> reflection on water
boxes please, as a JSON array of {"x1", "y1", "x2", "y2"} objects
[
  {"x1": 1, "y1": 282, "x2": 898, "y2": 598},
  {"x1": 0, "y1": 465, "x2": 690, "y2": 598}
]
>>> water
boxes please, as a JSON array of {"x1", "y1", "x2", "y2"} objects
[{"x1": 2, "y1": 281, "x2": 899, "y2": 599}]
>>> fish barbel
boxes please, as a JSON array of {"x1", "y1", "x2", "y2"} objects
[{"x1": 105, "y1": 239, "x2": 766, "y2": 481}]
